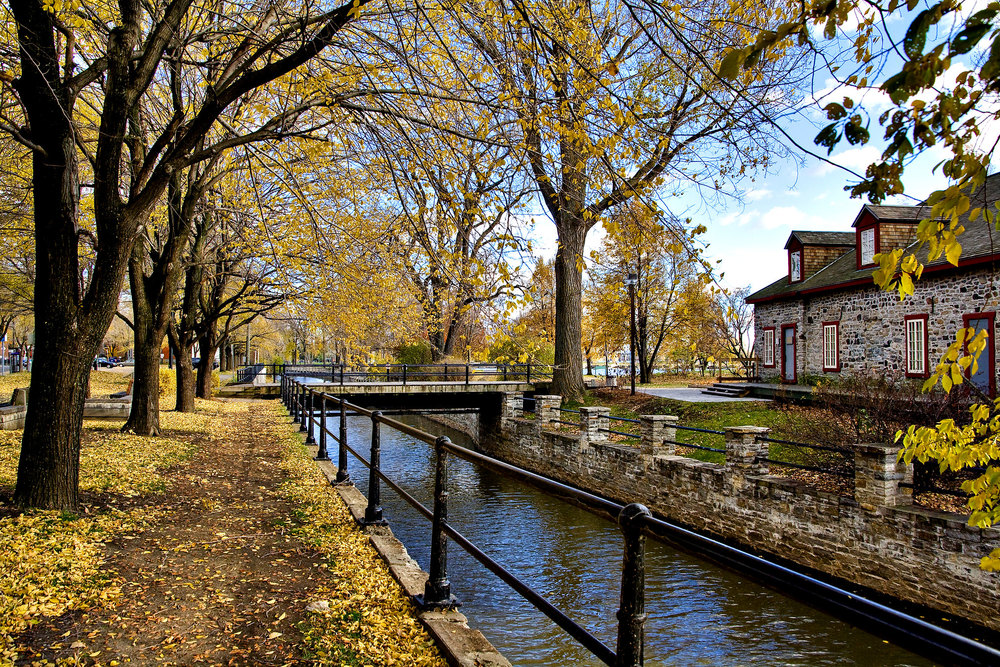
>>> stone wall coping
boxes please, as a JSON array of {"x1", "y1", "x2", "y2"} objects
[
  {"x1": 578, "y1": 406, "x2": 610, "y2": 415},
  {"x1": 640, "y1": 414, "x2": 678, "y2": 422},
  {"x1": 853, "y1": 442, "x2": 902, "y2": 455},
  {"x1": 725, "y1": 425, "x2": 771, "y2": 435}
]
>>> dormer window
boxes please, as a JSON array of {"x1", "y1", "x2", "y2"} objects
[
  {"x1": 860, "y1": 226, "x2": 876, "y2": 266},
  {"x1": 790, "y1": 250, "x2": 801, "y2": 282}
]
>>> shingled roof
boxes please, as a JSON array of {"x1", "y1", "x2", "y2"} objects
[
  {"x1": 747, "y1": 174, "x2": 1000, "y2": 304},
  {"x1": 784, "y1": 231, "x2": 856, "y2": 249}
]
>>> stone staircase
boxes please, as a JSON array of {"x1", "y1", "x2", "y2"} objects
[{"x1": 699, "y1": 382, "x2": 750, "y2": 398}]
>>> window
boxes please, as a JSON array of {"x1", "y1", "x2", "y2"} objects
[
  {"x1": 860, "y1": 227, "x2": 876, "y2": 265},
  {"x1": 790, "y1": 250, "x2": 801, "y2": 282},
  {"x1": 822, "y1": 322, "x2": 839, "y2": 371},
  {"x1": 762, "y1": 328, "x2": 774, "y2": 367},
  {"x1": 905, "y1": 315, "x2": 928, "y2": 377}
]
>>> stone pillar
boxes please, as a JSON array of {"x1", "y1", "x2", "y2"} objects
[
  {"x1": 579, "y1": 406, "x2": 610, "y2": 444},
  {"x1": 724, "y1": 426, "x2": 770, "y2": 477},
  {"x1": 500, "y1": 391, "x2": 524, "y2": 431},
  {"x1": 640, "y1": 415, "x2": 678, "y2": 456},
  {"x1": 535, "y1": 395, "x2": 561, "y2": 428},
  {"x1": 854, "y1": 443, "x2": 911, "y2": 510}
]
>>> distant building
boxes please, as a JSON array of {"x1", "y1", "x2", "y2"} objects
[{"x1": 746, "y1": 175, "x2": 1000, "y2": 394}]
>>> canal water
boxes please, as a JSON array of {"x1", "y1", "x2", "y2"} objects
[{"x1": 334, "y1": 414, "x2": 933, "y2": 666}]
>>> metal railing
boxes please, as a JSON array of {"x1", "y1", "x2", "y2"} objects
[
  {"x1": 758, "y1": 435, "x2": 855, "y2": 479},
  {"x1": 236, "y1": 362, "x2": 555, "y2": 386},
  {"x1": 283, "y1": 378, "x2": 1000, "y2": 667},
  {"x1": 284, "y1": 377, "x2": 646, "y2": 666}
]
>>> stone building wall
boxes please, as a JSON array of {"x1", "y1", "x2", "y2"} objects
[
  {"x1": 478, "y1": 414, "x2": 1000, "y2": 634},
  {"x1": 754, "y1": 265, "x2": 1000, "y2": 382}
]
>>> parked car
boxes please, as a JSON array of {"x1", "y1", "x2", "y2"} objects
[
  {"x1": 93, "y1": 357, "x2": 118, "y2": 368},
  {"x1": 191, "y1": 357, "x2": 220, "y2": 369}
]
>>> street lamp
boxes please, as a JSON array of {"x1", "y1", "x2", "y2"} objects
[{"x1": 625, "y1": 271, "x2": 638, "y2": 396}]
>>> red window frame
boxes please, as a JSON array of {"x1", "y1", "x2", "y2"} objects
[
  {"x1": 856, "y1": 222, "x2": 879, "y2": 269},
  {"x1": 904, "y1": 314, "x2": 929, "y2": 378},
  {"x1": 780, "y1": 323, "x2": 797, "y2": 384},
  {"x1": 822, "y1": 321, "x2": 840, "y2": 372},
  {"x1": 762, "y1": 327, "x2": 775, "y2": 367},
  {"x1": 962, "y1": 312, "x2": 995, "y2": 396}
]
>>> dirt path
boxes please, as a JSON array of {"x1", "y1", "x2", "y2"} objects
[{"x1": 16, "y1": 404, "x2": 339, "y2": 665}]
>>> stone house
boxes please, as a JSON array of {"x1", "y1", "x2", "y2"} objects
[{"x1": 746, "y1": 175, "x2": 1000, "y2": 392}]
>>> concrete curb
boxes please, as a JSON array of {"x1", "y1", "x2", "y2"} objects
[{"x1": 306, "y1": 444, "x2": 511, "y2": 667}]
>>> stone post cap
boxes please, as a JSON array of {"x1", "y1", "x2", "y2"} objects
[
  {"x1": 579, "y1": 406, "x2": 610, "y2": 415},
  {"x1": 640, "y1": 414, "x2": 678, "y2": 423},
  {"x1": 534, "y1": 394, "x2": 562, "y2": 402},
  {"x1": 724, "y1": 425, "x2": 770, "y2": 435},
  {"x1": 854, "y1": 442, "x2": 902, "y2": 455}
]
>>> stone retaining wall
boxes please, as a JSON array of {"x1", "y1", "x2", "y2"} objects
[{"x1": 478, "y1": 393, "x2": 1000, "y2": 633}]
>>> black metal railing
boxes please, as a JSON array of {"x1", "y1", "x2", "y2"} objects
[
  {"x1": 286, "y1": 378, "x2": 646, "y2": 666},
  {"x1": 757, "y1": 435, "x2": 855, "y2": 480},
  {"x1": 898, "y1": 462, "x2": 987, "y2": 500},
  {"x1": 283, "y1": 378, "x2": 1000, "y2": 667},
  {"x1": 240, "y1": 362, "x2": 556, "y2": 386}
]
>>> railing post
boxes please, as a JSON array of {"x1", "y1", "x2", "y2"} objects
[
  {"x1": 299, "y1": 385, "x2": 308, "y2": 432},
  {"x1": 403, "y1": 364, "x2": 407, "y2": 385},
  {"x1": 615, "y1": 503, "x2": 650, "y2": 667},
  {"x1": 465, "y1": 363, "x2": 470, "y2": 385},
  {"x1": 527, "y1": 363, "x2": 531, "y2": 383},
  {"x1": 341, "y1": 364, "x2": 345, "y2": 385},
  {"x1": 535, "y1": 395, "x2": 561, "y2": 427},
  {"x1": 724, "y1": 426, "x2": 770, "y2": 477},
  {"x1": 364, "y1": 411, "x2": 387, "y2": 525},
  {"x1": 305, "y1": 389, "x2": 316, "y2": 444},
  {"x1": 337, "y1": 398, "x2": 350, "y2": 483},
  {"x1": 316, "y1": 393, "x2": 330, "y2": 460},
  {"x1": 291, "y1": 381, "x2": 300, "y2": 423},
  {"x1": 422, "y1": 436, "x2": 459, "y2": 609},
  {"x1": 444, "y1": 363, "x2": 449, "y2": 381}
]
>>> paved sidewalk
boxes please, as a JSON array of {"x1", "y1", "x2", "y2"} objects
[{"x1": 636, "y1": 386, "x2": 770, "y2": 403}]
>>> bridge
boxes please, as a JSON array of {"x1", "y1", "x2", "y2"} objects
[{"x1": 220, "y1": 362, "x2": 551, "y2": 404}]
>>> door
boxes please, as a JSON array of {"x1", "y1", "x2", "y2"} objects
[
  {"x1": 964, "y1": 313, "x2": 995, "y2": 396},
  {"x1": 781, "y1": 324, "x2": 796, "y2": 383}
]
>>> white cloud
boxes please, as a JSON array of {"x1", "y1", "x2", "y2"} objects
[
  {"x1": 759, "y1": 205, "x2": 831, "y2": 231},
  {"x1": 744, "y1": 188, "x2": 772, "y2": 202}
]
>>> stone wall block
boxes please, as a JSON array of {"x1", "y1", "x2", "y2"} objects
[
  {"x1": 725, "y1": 426, "x2": 770, "y2": 478},
  {"x1": 534, "y1": 395, "x2": 561, "y2": 429},
  {"x1": 500, "y1": 391, "x2": 524, "y2": 430},
  {"x1": 854, "y1": 443, "x2": 911, "y2": 510},
  {"x1": 640, "y1": 415, "x2": 678, "y2": 456},
  {"x1": 579, "y1": 407, "x2": 610, "y2": 444}
]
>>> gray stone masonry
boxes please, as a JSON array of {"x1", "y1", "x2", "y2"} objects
[
  {"x1": 724, "y1": 426, "x2": 770, "y2": 477},
  {"x1": 579, "y1": 407, "x2": 610, "y2": 444},
  {"x1": 501, "y1": 392, "x2": 524, "y2": 430},
  {"x1": 855, "y1": 443, "x2": 912, "y2": 510},
  {"x1": 535, "y1": 395, "x2": 561, "y2": 427},
  {"x1": 474, "y1": 398, "x2": 1000, "y2": 632},
  {"x1": 640, "y1": 415, "x2": 678, "y2": 456}
]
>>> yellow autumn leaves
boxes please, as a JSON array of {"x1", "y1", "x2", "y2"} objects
[{"x1": 269, "y1": 402, "x2": 447, "y2": 666}]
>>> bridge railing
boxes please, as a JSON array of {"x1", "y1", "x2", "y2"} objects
[
  {"x1": 283, "y1": 378, "x2": 646, "y2": 667},
  {"x1": 234, "y1": 362, "x2": 555, "y2": 385}
]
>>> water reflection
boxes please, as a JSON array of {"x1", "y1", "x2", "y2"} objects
[{"x1": 335, "y1": 414, "x2": 932, "y2": 667}]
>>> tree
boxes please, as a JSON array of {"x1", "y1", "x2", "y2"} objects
[
  {"x1": 712, "y1": 286, "x2": 755, "y2": 378},
  {"x1": 3, "y1": 0, "x2": 373, "y2": 508},
  {"x1": 589, "y1": 202, "x2": 709, "y2": 382},
  {"x1": 450, "y1": 0, "x2": 805, "y2": 398}
]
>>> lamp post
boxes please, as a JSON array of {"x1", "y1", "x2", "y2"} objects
[{"x1": 625, "y1": 271, "x2": 638, "y2": 396}]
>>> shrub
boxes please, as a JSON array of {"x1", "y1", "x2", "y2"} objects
[{"x1": 395, "y1": 341, "x2": 434, "y2": 365}]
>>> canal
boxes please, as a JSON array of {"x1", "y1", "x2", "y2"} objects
[{"x1": 334, "y1": 413, "x2": 933, "y2": 666}]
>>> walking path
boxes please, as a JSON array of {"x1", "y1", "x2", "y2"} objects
[
  {"x1": 636, "y1": 386, "x2": 770, "y2": 402},
  {"x1": 7, "y1": 401, "x2": 447, "y2": 665}
]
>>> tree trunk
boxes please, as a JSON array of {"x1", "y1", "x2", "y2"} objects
[
  {"x1": 196, "y1": 331, "x2": 218, "y2": 399},
  {"x1": 552, "y1": 221, "x2": 587, "y2": 400},
  {"x1": 126, "y1": 317, "x2": 163, "y2": 434},
  {"x1": 169, "y1": 329, "x2": 197, "y2": 413}
]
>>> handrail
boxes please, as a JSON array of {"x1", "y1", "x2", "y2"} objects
[
  {"x1": 284, "y1": 378, "x2": 1000, "y2": 667},
  {"x1": 287, "y1": 379, "x2": 632, "y2": 666}
]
